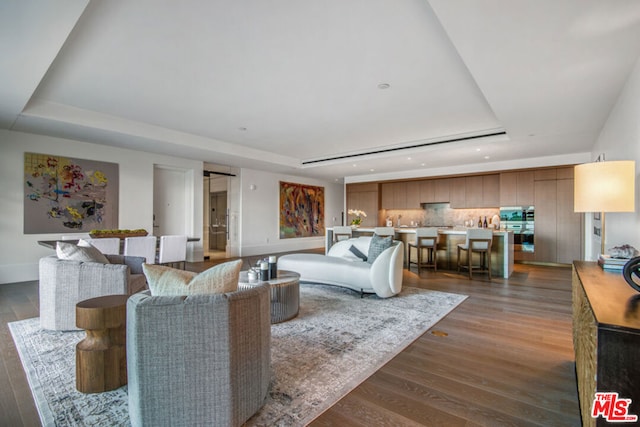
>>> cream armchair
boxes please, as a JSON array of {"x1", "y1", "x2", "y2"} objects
[{"x1": 39, "y1": 254, "x2": 147, "y2": 330}]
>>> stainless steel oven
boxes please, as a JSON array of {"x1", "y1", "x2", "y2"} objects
[{"x1": 500, "y1": 206, "x2": 535, "y2": 253}]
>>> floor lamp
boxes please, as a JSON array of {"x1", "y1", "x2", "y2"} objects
[{"x1": 574, "y1": 159, "x2": 636, "y2": 256}]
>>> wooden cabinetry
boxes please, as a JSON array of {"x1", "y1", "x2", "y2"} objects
[
  {"x1": 420, "y1": 178, "x2": 450, "y2": 203},
  {"x1": 450, "y1": 174, "x2": 500, "y2": 208},
  {"x1": 434, "y1": 179, "x2": 450, "y2": 202},
  {"x1": 482, "y1": 174, "x2": 500, "y2": 208},
  {"x1": 380, "y1": 183, "x2": 394, "y2": 209},
  {"x1": 381, "y1": 181, "x2": 421, "y2": 209},
  {"x1": 556, "y1": 177, "x2": 582, "y2": 264},
  {"x1": 406, "y1": 181, "x2": 420, "y2": 208},
  {"x1": 572, "y1": 262, "x2": 640, "y2": 426},
  {"x1": 464, "y1": 176, "x2": 483, "y2": 208},
  {"x1": 419, "y1": 180, "x2": 434, "y2": 203},
  {"x1": 449, "y1": 177, "x2": 466, "y2": 208},
  {"x1": 534, "y1": 171, "x2": 582, "y2": 264},
  {"x1": 346, "y1": 183, "x2": 378, "y2": 227},
  {"x1": 500, "y1": 171, "x2": 534, "y2": 206},
  {"x1": 534, "y1": 179, "x2": 557, "y2": 262}
]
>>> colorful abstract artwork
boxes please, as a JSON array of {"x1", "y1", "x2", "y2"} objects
[
  {"x1": 24, "y1": 153, "x2": 119, "y2": 234},
  {"x1": 279, "y1": 181, "x2": 325, "y2": 239}
]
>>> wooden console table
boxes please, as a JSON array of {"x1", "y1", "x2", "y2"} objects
[
  {"x1": 572, "y1": 261, "x2": 640, "y2": 426},
  {"x1": 76, "y1": 294, "x2": 129, "y2": 393}
]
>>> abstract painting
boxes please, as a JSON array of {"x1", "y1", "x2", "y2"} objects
[
  {"x1": 24, "y1": 153, "x2": 119, "y2": 234},
  {"x1": 279, "y1": 181, "x2": 324, "y2": 239}
]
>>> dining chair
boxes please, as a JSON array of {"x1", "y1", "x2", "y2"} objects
[
  {"x1": 83, "y1": 237, "x2": 121, "y2": 255},
  {"x1": 124, "y1": 236, "x2": 157, "y2": 264},
  {"x1": 457, "y1": 228, "x2": 493, "y2": 279},
  {"x1": 61, "y1": 234, "x2": 90, "y2": 240},
  {"x1": 408, "y1": 228, "x2": 439, "y2": 273},
  {"x1": 157, "y1": 235, "x2": 188, "y2": 269}
]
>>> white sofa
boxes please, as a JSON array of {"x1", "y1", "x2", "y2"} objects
[{"x1": 278, "y1": 236, "x2": 404, "y2": 298}]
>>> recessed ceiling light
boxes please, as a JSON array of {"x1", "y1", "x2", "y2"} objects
[
  {"x1": 484, "y1": 156, "x2": 490, "y2": 159},
  {"x1": 377, "y1": 83, "x2": 390, "y2": 90},
  {"x1": 352, "y1": 164, "x2": 357, "y2": 167},
  {"x1": 421, "y1": 163, "x2": 426, "y2": 167},
  {"x1": 238, "y1": 127, "x2": 247, "y2": 131},
  {"x1": 370, "y1": 168, "x2": 375, "y2": 172},
  {"x1": 407, "y1": 157, "x2": 412, "y2": 160},
  {"x1": 476, "y1": 148, "x2": 481, "y2": 152}
]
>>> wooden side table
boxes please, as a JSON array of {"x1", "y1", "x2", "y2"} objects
[{"x1": 75, "y1": 294, "x2": 129, "y2": 393}]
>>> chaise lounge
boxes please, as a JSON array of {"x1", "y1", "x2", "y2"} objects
[{"x1": 278, "y1": 235, "x2": 404, "y2": 298}]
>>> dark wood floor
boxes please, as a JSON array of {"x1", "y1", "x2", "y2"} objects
[{"x1": 0, "y1": 256, "x2": 581, "y2": 426}]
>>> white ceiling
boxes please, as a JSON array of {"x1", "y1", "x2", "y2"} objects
[{"x1": 2, "y1": 0, "x2": 640, "y2": 181}]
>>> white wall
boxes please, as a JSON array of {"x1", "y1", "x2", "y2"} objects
[
  {"x1": 239, "y1": 169, "x2": 344, "y2": 256},
  {"x1": 588, "y1": 56, "x2": 640, "y2": 260},
  {"x1": 0, "y1": 129, "x2": 203, "y2": 284}
]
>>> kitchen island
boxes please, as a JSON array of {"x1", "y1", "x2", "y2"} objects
[{"x1": 326, "y1": 227, "x2": 514, "y2": 278}]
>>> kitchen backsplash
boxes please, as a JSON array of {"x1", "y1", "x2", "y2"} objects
[{"x1": 385, "y1": 203, "x2": 500, "y2": 228}]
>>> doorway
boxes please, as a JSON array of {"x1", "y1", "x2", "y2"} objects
[{"x1": 209, "y1": 191, "x2": 227, "y2": 253}]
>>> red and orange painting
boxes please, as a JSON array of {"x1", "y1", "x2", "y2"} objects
[{"x1": 279, "y1": 181, "x2": 325, "y2": 239}]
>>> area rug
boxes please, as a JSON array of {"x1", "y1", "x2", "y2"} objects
[{"x1": 9, "y1": 284, "x2": 466, "y2": 426}]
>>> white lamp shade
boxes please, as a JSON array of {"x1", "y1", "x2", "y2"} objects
[{"x1": 574, "y1": 160, "x2": 635, "y2": 212}]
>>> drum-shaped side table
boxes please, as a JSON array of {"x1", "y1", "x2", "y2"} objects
[
  {"x1": 75, "y1": 294, "x2": 128, "y2": 393},
  {"x1": 239, "y1": 270, "x2": 300, "y2": 324}
]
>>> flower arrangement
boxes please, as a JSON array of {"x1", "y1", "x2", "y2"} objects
[{"x1": 348, "y1": 209, "x2": 367, "y2": 226}]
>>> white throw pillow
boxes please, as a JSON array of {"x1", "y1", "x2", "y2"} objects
[
  {"x1": 143, "y1": 259, "x2": 242, "y2": 296},
  {"x1": 56, "y1": 241, "x2": 110, "y2": 264}
]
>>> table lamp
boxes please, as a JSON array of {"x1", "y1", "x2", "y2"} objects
[{"x1": 574, "y1": 159, "x2": 636, "y2": 255}]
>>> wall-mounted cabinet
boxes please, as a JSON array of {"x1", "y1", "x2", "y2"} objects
[
  {"x1": 380, "y1": 181, "x2": 421, "y2": 209},
  {"x1": 420, "y1": 178, "x2": 450, "y2": 204},
  {"x1": 406, "y1": 181, "x2": 421, "y2": 208},
  {"x1": 500, "y1": 171, "x2": 534, "y2": 206},
  {"x1": 449, "y1": 177, "x2": 466, "y2": 208},
  {"x1": 449, "y1": 174, "x2": 499, "y2": 208},
  {"x1": 346, "y1": 183, "x2": 378, "y2": 227},
  {"x1": 482, "y1": 175, "x2": 500, "y2": 208}
]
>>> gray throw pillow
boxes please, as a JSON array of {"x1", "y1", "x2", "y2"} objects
[
  {"x1": 349, "y1": 245, "x2": 368, "y2": 261},
  {"x1": 367, "y1": 234, "x2": 393, "y2": 264}
]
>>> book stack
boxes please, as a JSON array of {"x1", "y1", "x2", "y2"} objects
[{"x1": 598, "y1": 254, "x2": 629, "y2": 272}]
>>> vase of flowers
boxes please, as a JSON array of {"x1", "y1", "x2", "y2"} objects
[{"x1": 348, "y1": 209, "x2": 367, "y2": 227}]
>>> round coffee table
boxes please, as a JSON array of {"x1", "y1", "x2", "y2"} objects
[
  {"x1": 75, "y1": 294, "x2": 128, "y2": 393},
  {"x1": 239, "y1": 270, "x2": 300, "y2": 324}
]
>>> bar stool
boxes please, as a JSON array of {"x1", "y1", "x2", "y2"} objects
[
  {"x1": 332, "y1": 226, "x2": 353, "y2": 243},
  {"x1": 373, "y1": 227, "x2": 395, "y2": 237},
  {"x1": 457, "y1": 228, "x2": 493, "y2": 280},
  {"x1": 408, "y1": 228, "x2": 438, "y2": 273}
]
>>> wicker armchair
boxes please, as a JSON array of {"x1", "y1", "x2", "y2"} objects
[
  {"x1": 39, "y1": 254, "x2": 147, "y2": 331},
  {"x1": 126, "y1": 283, "x2": 271, "y2": 427}
]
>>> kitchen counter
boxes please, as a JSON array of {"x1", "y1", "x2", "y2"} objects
[{"x1": 326, "y1": 227, "x2": 514, "y2": 278}]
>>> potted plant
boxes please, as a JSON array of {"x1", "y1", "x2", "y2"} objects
[{"x1": 348, "y1": 209, "x2": 367, "y2": 227}]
